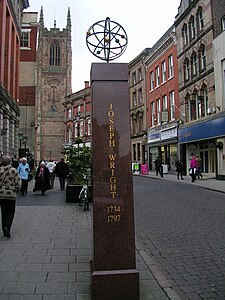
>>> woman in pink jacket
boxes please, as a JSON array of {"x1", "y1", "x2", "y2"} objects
[{"x1": 190, "y1": 154, "x2": 197, "y2": 182}]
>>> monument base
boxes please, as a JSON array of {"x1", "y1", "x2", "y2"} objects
[{"x1": 91, "y1": 268, "x2": 139, "y2": 300}]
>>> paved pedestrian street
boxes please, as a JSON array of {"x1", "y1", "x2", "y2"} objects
[
  {"x1": 0, "y1": 178, "x2": 170, "y2": 300},
  {"x1": 1, "y1": 174, "x2": 225, "y2": 299}
]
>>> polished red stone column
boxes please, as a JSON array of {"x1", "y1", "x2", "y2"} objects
[{"x1": 91, "y1": 63, "x2": 139, "y2": 300}]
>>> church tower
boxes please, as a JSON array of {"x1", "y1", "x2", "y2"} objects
[{"x1": 35, "y1": 7, "x2": 72, "y2": 162}]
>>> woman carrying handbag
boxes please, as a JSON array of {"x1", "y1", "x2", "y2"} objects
[{"x1": 0, "y1": 155, "x2": 20, "y2": 238}]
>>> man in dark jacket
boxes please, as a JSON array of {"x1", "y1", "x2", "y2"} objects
[
  {"x1": 55, "y1": 158, "x2": 69, "y2": 191},
  {"x1": 155, "y1": 157, "x2": 162, "y2": 176}
]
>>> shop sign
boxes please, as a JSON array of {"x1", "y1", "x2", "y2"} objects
[
  {"x1": 147, "y1": 131, "x2": 160, "y2": 144},
  {"x1": 161, "y1": 126, "x2": 177, "y2": 140}
]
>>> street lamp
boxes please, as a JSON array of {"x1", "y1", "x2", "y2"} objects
[
  {"x1": 23, "y1": 134, "x2": 27, "y2": 155},
  {"x1": 18, "y1": 130, "x2": 23, "y2": 158}
]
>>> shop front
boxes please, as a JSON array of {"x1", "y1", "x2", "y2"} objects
[
  {"x1": 178, "y1": 113, "x2": 225, "y2": 179},
  {"x1": 147, "y1": 125, "x2": 178, "y2": 172}
]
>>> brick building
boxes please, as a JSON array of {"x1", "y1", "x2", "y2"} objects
[
  {"x1": 0, "y1": 0, "x2": 29, "y2": 157},
  {"x1": 144, "y1": 26, "x2": 179, "y2": 172},
  {"x1": 175, "y1": 0, "x2": 220, "y2": 176},
  {"x1": 19, "y1": 11, "x2": 38, "y2": 159},
  {"x1": 211, "y1": 0, "x2": 225, "y2": 178},
  {"x1": 35, "y1": 6, "x2": 72, "y2": 162},
  {"x1": 128, "y1": 48, "x2": 151, "y2": 170},
  {"x1": 64, "y1": 81, "x2": 91, "y2": 147}
]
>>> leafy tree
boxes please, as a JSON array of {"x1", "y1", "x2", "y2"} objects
[{"x1": 63, "y1": 138, "x2": 91, "y2": 184}]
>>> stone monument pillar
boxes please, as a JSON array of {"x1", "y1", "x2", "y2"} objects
[{"x1": 91, "y1": 62, "x2": 139, "y2": 300}]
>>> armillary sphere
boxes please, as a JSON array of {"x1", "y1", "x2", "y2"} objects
[{"x1": 86, "y1": 17, "x2": 128, "y2": 62}]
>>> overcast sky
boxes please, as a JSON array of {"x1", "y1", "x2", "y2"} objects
[{"x1": 26, "y1": 0, "x2": 181, "y2": 92}]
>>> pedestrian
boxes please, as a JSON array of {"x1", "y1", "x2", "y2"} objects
[
  {"x1": 0, "y1": 155, "x2": 20, "y2": 238},
  {"x1": 17, "y1": 157, "x2": 30, "y2": 196},
  {"x1": 33, "y1": 161, "x2": 50, "y2": 195},
  {"x1": 154, "y1": 156, "x2": 161, "y2": 176},
  {"x1": 175, "y1": 158, "x2": 184, "y2": 180},
  {"x1": 46, "y1": 159, "x2": 56, "y2": 189},
  {"x1": 190, "y1": 154, "x2": 197, "y2": 182},
  {"x1": 196, "y1": 155, "x2": 203, "y2": 179},
  {"x1": 55, "y1": 158, "x2": 69, "y2": 191}
]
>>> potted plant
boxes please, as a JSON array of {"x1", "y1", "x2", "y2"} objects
[
  {"x1": 63, "y1": 137, "x2": 91, "y2": 203},
  {"x1": 216, "y1": 141, "x2": 223, "y2": 150}
]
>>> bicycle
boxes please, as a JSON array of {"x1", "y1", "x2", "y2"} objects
[{"x1": 79, "y1": 183, "x2": 90, "y2": 212}]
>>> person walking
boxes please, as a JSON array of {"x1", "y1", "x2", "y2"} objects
[
  {"x1": 196, "y1": 155, "x2": 203, "y2": 179},
  {"x1": 190, "y1": 154, "x2": 197, "y2": 182},
  {"x1": 155, "y1": 157, "x2": 161, "y2": 176},
  {"x1": 17, "y1": 157, "x2": 30, "y2": 196},
  {"x1": 175, "y1": 158, "x2": 184, "y2": 180},
  {"x1": 46, "y1": 159, "x2": 56, "y2": 189},
  {"x1": 55, "y1": 158, "x2": 69, "y2": 191},
  {"x1": 33, "y1": 161, "x2": 50, "y2": 195},
  {"x1": 0, "y1": 155, "x2": 20, "y2": 238}
]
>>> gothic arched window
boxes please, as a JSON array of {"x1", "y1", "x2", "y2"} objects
[{"x1": 50, "y1": 42, "x2": 60, "y2": 66}]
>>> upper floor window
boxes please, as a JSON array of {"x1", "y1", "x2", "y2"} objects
[
  {"x1": 80, "y1": 120, "x2": 84, "y2": 137},
  {"x1": 21, "y1": 30, "x2": 31, "y2": 48},
  {"x1": 199, "y1": 44, "x2": 206, "y2": 72},
  {"x1": 50, "y1": 42, "x2": 60, "y2": 66},
  {"x1": 189, "y1": 16, "x2": 196, "y2": 40},
  {"x1": 182, "y1": 24, "x2": 188, "y2": 46},
  {"x1": 132, "y1": 91, "x2": 137, "y2": 107},
  {"x1": 169, "y1": 91, "x2": 175, "y2": 120},
  {"x1": 138, "y1": 68, "x2": 142, "y2": 81},
  {"x1": 161, "y1": 61, "x2": 166, "y2": 83},
  {"x1": 196, "y1": 7, "x2": 204, "y2": 32},
  {"x1": 156, "y1": 66, "x2": 160, "y2": 87},
  {"x1": 168, "y1": 55, "x2": 174, "y2": 78},
  {"x1": 77, "y1": 104, "x2": 81, "y2": 116},
  {"x1": 222, "y1": 16, "x2": 225, "y2": 31},
  {"x1": 138, "y1": 88, "x2": 143, "y2": 104},
  {"x1": 151, "y1": 102, "x2": 155, "y2": 127},
  {"x1": 150, "y1": 71, "x2": 154, "y2": 91},
  {"x1": 184, "y1": 57, "x2": 190, "y2": 81},
  {"x1": 156, "y1": 99, "x2": 161, "y2": 125},
  {"x1": 162, "y1": 95, "x2": 167, "y2": 110},
  {"x1": 87, "y1": 119, "x2": 91, "y2": 136},
  {"x1": 132, "y1": 72, "x2": 136, "y2": 85},
  {"x1": 191, "y1": 51, "x2": 197, "y2": 77},
  {"x1": 68, "y1": 108, "x2": 72, "y2": 118}
]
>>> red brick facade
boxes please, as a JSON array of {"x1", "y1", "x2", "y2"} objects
[{"x1": 64, "y1": 82, "x2": 91, "y2": 146}]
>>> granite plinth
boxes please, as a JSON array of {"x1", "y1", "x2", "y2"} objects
[{"x1": 91, "y1": 63, "x2": 139, "y2": 299}]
